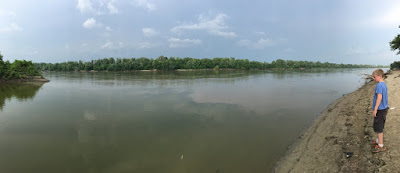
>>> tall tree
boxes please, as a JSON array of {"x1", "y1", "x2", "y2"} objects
[
  {"x1": 0, "y1": 52, "x2": 4, "y2": 77},
  {"x1": 390, "y1": 25, "x2": 400, "y2": 55}
]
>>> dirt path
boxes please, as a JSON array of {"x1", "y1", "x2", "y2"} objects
[{"x1": 274, "y1": 70, "x2": 400, "y2": 173}]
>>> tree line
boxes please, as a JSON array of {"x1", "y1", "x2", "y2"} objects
[
  {"x1": 34, "y1": 56, "x2": 386, "y2": 72},
  {"x1": 390, "y1": 25, "x2": 400, "y2": 70},
  {"x1": 0, "y1": 52, "x2": 41, "y2": 80}
]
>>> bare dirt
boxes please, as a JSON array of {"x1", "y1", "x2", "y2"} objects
[{"x1": 274, "y1": 70, "x2": 400, "y2": 173}]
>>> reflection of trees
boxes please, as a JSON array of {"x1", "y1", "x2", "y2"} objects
[
  {"x1": 45, "y1": 71, "x2": 256, "y2": 88},
  {"x1": 0, "y1": 83, "x2": 44, "y2": 110}
]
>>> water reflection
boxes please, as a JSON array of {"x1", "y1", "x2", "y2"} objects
[
  {"x1": 42, "y1": 69, "x2": 372, "y2": 87},
  {"x1": 42, "y1": 70, "x2": 254, "y2": 86},
  {"x1": 0, "y1": 83, "x2": 44, "y2": 110},
  {"x1": 69, "y1": 93, "x2": 262, "y2": 173},
  {"x1": 0, "y1": 69, "x2": 387, "y2": 173}
]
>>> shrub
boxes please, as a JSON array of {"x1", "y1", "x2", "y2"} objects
[
  {"x1": 0, "y1": 52, "x2": 42, "y2": 79},
  {"x1": 390, "y1": 61, "x2": 400, "y2": 70}
]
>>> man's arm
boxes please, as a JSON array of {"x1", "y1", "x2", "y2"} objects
[{"x1": 373, "y1": 93, "x2": 382, "y2": 117}]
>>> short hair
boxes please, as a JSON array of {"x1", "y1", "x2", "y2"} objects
[{"x1": 372, "y1": 69, "x2": 384, "y2": 76}]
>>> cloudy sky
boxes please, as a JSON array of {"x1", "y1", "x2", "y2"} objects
[{"x1": 1, "y1": 0, "x2": 400, "y2": 65}]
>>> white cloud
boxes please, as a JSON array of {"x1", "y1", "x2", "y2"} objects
[
  {"x1": 0, "y1": 22, "x2": 23, "y2": 32},
  {"x1": 379, "y1": 7, "x2": 400, "y2": 25},
  {"x1": 101, "y1": 41, "x2": 113, "y2": 49},
  {"x1": 83, "y1": 18, "x2": 98, "y2": 29},
  {"x1": 236, "y1": 39, "x2": 251, "y2": 47},
  {"x1": 105, "y1": 26, "x2": 113, "y2": 31},
  {"x1": 132, "y1": 0, "x2": 156, "y2": 11},
  {"x1": 236, "y1": 38, "x2": 275, "y2": 49},
  {"x1": 371, "y1": 5, "x2": 400, "y2": 26},
  {"x1": 168, "y1": 38, "x2": 202, "y2": 48},
  {"x1": 100, "y1": 41, "x2": 124, "y2": 49},
  {"x1": 136, "y1": 42, "x2": 152, "y2": 49},
  {"x1": 0, "y1": 10, "x2": 23, "y2": 32},
  {"x1": 0, "y1": 10, "x2": 16, "y2": 17},
  {"x1": 254, "y1": 38, "x2": 275, "y2": 49},
  {"x1": 142, "y1": 28, "x2": 158, "y2": 37},
  {"x1": 210, "y1": 30, "x2": 236, "y2": 37},
  {"x1": 171, "y1": 13, "x2": 237, "y2": 38},
  {"x1": 77, "y1": 0, "x2": 93, "y2": 13},
  {"x1": 77, "y1": 0, "x2": 119, "y2": 14},
  {"x1": 107, "y1": 0, "x2": 119, "y2": 14},
  {"x1": 255, "y1": 31, "x2": 266, "y2": 35}
]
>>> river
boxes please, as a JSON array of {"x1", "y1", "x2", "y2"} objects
[{"x1": 0, "y1": 68, "x2": 387, "y2": 173}]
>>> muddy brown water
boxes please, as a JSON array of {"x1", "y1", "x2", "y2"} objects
[{"x1": 0, "y1": 69, "x2": 387, "y2": 173}]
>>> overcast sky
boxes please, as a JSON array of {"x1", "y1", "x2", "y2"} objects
[{"x1": 1, "y1": 0, "x2": 400, "y2": 65}]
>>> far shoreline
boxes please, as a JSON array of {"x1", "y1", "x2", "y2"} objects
[{"x1": 38, "y1": 67, "x2": 384, "y2": 73}]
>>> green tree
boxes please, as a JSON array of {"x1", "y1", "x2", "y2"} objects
[
  {"x1": 0, "y1": 52, "x2": 4, "y2": 77},
  {"x1": 390, "y1": 25, "x2": 400, "y2": 55},
  {"x1": 33, "y1": 56, "x2": 386, "y2": 72},
  {"x1": 272, "y1": 59, "x2": 286, "y2": 68},
  {"x1": 390, "y1": 61, "x2": 400, "y2": 69}
]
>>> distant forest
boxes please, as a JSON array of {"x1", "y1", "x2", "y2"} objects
[{"x1": 34, "y1": 56, "x2": 387, "y2": 71}]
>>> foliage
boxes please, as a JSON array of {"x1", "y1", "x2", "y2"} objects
[
  {"x1": 390, "y1": 61, "x2": 400, "y2": 70},
  {"x1": 0, "y1": 52, "x2": 42, "y2": 79},
  {"x1": 34, "y1": 56, "x2": 386, "y2": 72},
  {"x1": 0, "y1": 52, "x2": 4, "y2": 77},
  {"x1": 390, "y1": 25, "x2": 400, "y2": 55}
]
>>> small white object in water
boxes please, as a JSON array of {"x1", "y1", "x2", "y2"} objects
[
  {"x1": 390, "y1": 107, "x2": 395, "y2": 110},
  {"x1": 180, "y1": 154, "x2": 184, "y2": 160},
  {"x1": 83, "y1": 111, "x2": 96, "y2": 121}
]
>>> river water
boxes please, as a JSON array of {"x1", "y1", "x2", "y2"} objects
[{"x1": 0, "y1": 68, "x2": 387, "y2": 173}]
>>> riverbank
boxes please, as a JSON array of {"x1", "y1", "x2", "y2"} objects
[
  {"x1": 0, "y1": 76, "x2": 50, "y2": 83},
  {"x1": 274, "y1": 70, "x2": 400, "y2": 172},
  {"x1": 40, "y1": 68, "x2": 381, "y2": 73}
]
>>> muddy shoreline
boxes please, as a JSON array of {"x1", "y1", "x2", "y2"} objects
[
  {"x1": 0, "y1": 76, "x2": 50, "y2": 83},
  {"x1": 274, "y1": 70, "x2": 400, "y2": 173}
]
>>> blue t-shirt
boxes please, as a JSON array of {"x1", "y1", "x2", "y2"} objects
[{"x1": 373, "y1": 82, "x2": 388, "y2": 110}]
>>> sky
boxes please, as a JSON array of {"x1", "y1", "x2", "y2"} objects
[{"x1": 1, "y1": 0, "x2": 400, "y2": 65}]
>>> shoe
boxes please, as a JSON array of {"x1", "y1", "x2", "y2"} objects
[
  {"x1": 373, "y1": 145, "x2": 387, "y2": 153},
  {"x1": 371, "y1": 139, "x2": 378, "y2": 146}
]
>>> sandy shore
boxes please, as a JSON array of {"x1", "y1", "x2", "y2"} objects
[{"x1": 274, "y1": 70, "x2": 400, "y2": 173}]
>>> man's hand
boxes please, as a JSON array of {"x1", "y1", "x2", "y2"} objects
[{"x1": 373, "y1": 110, "x2": 377, "y2": 117}]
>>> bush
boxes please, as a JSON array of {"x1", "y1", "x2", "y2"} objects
[
  {"x1": 0, "y1": 52, "x2": 42, "y2": 79},
  {"x1": 390, "y1": 61, "x2": 400, "y2": 70},
  {"x1": 0, "y1": 53, "x2": 4, "y2": 78}
]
